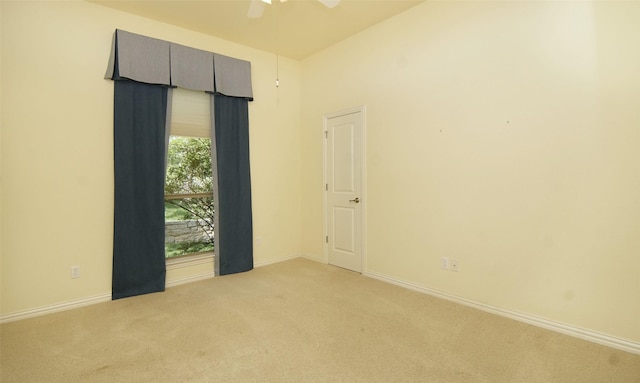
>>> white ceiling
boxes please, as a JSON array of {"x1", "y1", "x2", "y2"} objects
[{"x1": 89, "y1": 0, "x2": 424, "y2": 60}]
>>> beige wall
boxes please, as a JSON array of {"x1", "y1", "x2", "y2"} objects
[
  {"x1": 0, "y1": 1, "x2": 301, "y2": 315},
  {"x1": 0, "y1": 2, "x2": 4, "y2": 310},
  {"x1": 301, "y1": 1, "x2": 640, "y2": 343}
]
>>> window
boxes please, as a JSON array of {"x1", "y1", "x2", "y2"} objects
[{"x1": 164, "y1": 88, "x2": 214, "y2": 259}]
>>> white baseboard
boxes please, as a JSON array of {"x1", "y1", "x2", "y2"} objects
[
  {"x1": 254, "y1": 253, "x2": 300, "y2": 268},
  {"x1": 0, "y1": 293, "x2": 112, "y2": 324},
  {"x1": 299, "y1": 253, "x2": 324, "y2": 263},
  {"x1": 9, "y1": 256, "x2": 634, "y2": 355},
  {"x1": 1, "y1": 255, "x2": 297, "y2": 324},
  {"x1": 166, "y1": 272, "x2": 215, "y2": 288},
  {"x1": 364, "y1": 270, "x2": 640, "y2": 355}
]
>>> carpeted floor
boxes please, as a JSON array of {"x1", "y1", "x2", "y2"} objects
[{"x1": 1, "y1": 258, "x2": 639, "y2": 382}]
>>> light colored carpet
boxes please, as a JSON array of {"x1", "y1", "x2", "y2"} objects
[{"x1": 1, "y1": 258, "x2": 639, "y2": 382}]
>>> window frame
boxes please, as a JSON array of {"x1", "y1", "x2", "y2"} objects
[{"x1": 164, "y1": 88, "x2": 215, "y2": 264}]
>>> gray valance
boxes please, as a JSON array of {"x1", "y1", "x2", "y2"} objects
[{"x1": 105, "y1": 29, "x2": 253, "y2": 101}]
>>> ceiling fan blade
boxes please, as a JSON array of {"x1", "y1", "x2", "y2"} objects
[
  {"x1": 248, "y1": 0, "x2": 266, "y2": 18},
  {"x1": 317, "y1": 0, "x2": 341, "y2": 8}
]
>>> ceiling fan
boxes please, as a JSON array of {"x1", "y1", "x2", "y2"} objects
[{"x1": 248, "y1": 0, "x2": 341, "y2": 19}]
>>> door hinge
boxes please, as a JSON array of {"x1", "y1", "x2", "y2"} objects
[
  {"x1": 325, "y1": 183, "x2": 328, "y2": 191},
  {"x1": 324, "y1": 130, "x2": 328, "y2": 138},
  {"x1": 326, "y1": 236, "x2": 328, "y2": 243}
]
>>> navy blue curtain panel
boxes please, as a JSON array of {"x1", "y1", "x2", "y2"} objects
[
  {"x1": 113, "y1": 80, "x2": 168, "y2": 299},
  {"x1": 214, "y1": 94, "x2": 254, "y2": 275}
]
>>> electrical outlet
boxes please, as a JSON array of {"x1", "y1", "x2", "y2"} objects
[
  {"x1": 451, "y1": 259, "x2": 459, "y2": 272},
  {"x1": 256, "y1": 236, "x2": 262, "y2": 246},
  {"x1": 71, "y1": 265, "x2": 80, "y2": 279},
  {"x1": 441, "y1": 257, "x2": 450, "y2": 270}
]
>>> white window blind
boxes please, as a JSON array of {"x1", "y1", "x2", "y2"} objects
[{"x1": 170, "y1": 87, "x2": 211, "y2": 138}]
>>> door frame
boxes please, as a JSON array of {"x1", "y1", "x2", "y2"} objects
[{"x1": 323, "y1": 105, "x2": 367, "y2": 272}]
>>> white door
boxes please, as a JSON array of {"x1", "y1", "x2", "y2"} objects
[{"x1": 325, "y1": 109, "x2": 363, "y2": 273}]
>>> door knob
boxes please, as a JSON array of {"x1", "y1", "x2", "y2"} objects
[{"x1": 349, "y1": 197, "x2": 360, "y2": 203}]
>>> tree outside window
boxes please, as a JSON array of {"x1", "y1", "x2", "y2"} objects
[{"x1": 164, "y1": 136, "x2": 214, "y2": 258}]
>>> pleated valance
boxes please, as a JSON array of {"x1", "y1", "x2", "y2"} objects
[{"x1": 104, "y1": 29, "x2": 253, "y2": 101}]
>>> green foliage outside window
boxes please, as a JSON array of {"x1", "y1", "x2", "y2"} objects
[
  {"x1": 165, "y1": 136, "x2": 215, "y2": 257},
  {"x1": 165, "y1": 137, "x2": 212, "y2": 195}
]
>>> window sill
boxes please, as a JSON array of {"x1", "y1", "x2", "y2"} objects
[{"x1": 166, "y1": 252, "x2": 214, "y2": 271}]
